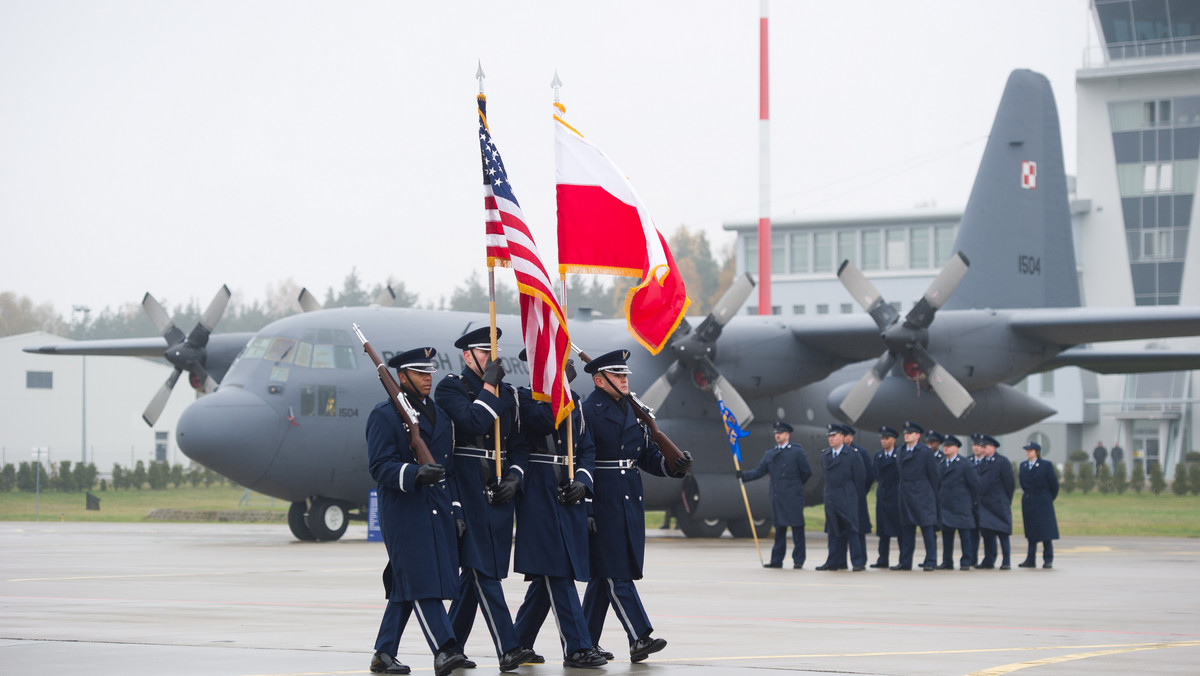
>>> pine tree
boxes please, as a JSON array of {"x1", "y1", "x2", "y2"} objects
[
  {"x1": 1113, "y1": 461, "x2": 1128, "y2": 494},
  {"x1": 1077, "y1": 462, "x2": 1096, "y2": 494},
  {"x1": 1097, "y1": 463, "x2": 1114, "y2": 494},
  {"x1": 1171, "y1": 462, "x2": 1189, "y2": 496},
  {"x1": 1190, "y1": 462, "x2": 1200, "y2": 496},
  {"x1": 1062, "y1": 462, "x2": 1076, "y2": 493},
  {"x1": 1149, "y1": 461, "x2": 1166, "y2": 495},
  {"x1": 1130, "y1": 462, "x2": 1146, "y2": 494}
]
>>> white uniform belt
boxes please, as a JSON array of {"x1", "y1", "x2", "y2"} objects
[
  {"x1": 453, "y1": 447, "x2": 505, "y2": 461},
  {"x1": 529, "y1": 453, "x2": 571, "y2": 466},
  {"x1": 595, "y1": 458, "x2": 635, "y2": 469}
]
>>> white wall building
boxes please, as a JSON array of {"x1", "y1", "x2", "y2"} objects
[{"x1": 1, "y1": 332, "x2": 192, "y2": 473}]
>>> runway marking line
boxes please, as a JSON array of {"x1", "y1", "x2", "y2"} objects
[{"x1": 966, "y1": 639, "x2": 1200, "y2": 675}]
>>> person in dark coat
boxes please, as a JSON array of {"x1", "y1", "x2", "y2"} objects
[
  {"x1": 871, "y1": 426, "x2": 901, "y2": 568},
  {"x1": 925, "y1": 430, "x2": 945, "y2": 462},
  {"x1": 1110, "y1": 443, "x2": 1124, "y2": 466},
  {"x1": 815, "y1": 424, "x2": 866, "y2": 571},
  {"x1": 935, "y1": 436, "x2": 979, "y2": 570},
  {"x1": 511, "y1": 353, "x2": 607, "y2": 669},
  {"x1": 1092, "y1": 441, "x2": 1108, "y2": 473},
  {"x1": 435, "y1": 327, "x2": 534, "y2": 672},
  {"x1": 740, "y1": 420, "x2": 813, "y2": 568},
  {"x1": 967, "y1": 440, "x2": 986, "y2": 565},
  {"x1": 367, "y1": 347, "x2": 467, "y2": 676},
  {"x1": 580, "y1": 349, "x2": 692, "y2": 664},
  {"x1": 839, "y1": 426, "x2": 874, "y2": 568},
  {"x1": 1018, "y1": 442, "x2": 1060, "y2": 569},
  {"x1": 893, "y1": 421, "x2": 940, "y2": 571},
  {"x1": 973, "y1": 434, "x2": 1014, "y2": 570}
]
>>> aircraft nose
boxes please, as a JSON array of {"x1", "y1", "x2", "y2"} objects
[{"x1": 176, "y1": 387, "x2": 284, "y2": 489}]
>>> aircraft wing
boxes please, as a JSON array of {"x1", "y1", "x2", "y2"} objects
[
  {"x1": 1006, "y1": 306, "x2": 1200, "y2": 346},
  {"x1": 1034, "y1": 347, "x2": 1200, "y2": 374},
  {"x1": 787, "y1": 314, "x2": 889, "y2": 362},
  {"x1": 22, "y1": 333, "x2": 255, "y2": 358}
]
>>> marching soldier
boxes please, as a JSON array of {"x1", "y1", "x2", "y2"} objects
[
  {"x1": 435, "y1": 327, "x2": 535, "y2": 672},
  {"x1": 935, "y1": 436, "x2": 979, "y2": 570},
  {"x1": 580, "y1": 349, "x2": 692, "y2": 663},
  {"x1": 893, "y1": 421, "x2": 940, "y2": 571},
  {"x1": 739, "y1": 420, "x2": 813, "y2": 569},
  {"x1": 510, "y1": 352, "x2": 607, "y2": 669},
  {"x1": 367, "y1": 347, "x2": 467, "y2": 676},
  {"x1": 973, "y1": 434, "x2": 1014, "y2": 570},
  {"x1": 871, "y1": 425, "x2": 901, "y2": 568},
  {"x1": 816, "y1": 424, "x2": 866, "y2": 571}
]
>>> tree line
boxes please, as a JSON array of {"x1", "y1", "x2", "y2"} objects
[
  {"x1": 0, "y1": 460, "x2": 228, "y2": 493},
  {"x1": 1, "y1": 226, "x2": 735, "y2": 339}
]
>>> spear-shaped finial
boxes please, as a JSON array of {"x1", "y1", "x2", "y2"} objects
[
  {"x1": 551, "y1": 69, "x2": 563, "y2": 103},
  {"x1": 476, "y1": 59, "x2": 486, "y2": 95}
]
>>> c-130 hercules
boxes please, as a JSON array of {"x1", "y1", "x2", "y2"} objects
[{"x1": 27, "y1": 70, "x2": 1200, "y2": 541}]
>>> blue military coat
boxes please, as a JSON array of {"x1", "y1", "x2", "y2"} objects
[
  {"x1": 849, "y1": 443, "x2": 874, "y2": 534},
  {"x1": 897, "y1": 443, "x2": 940, "y2": 527},
  {"x1": 514, "y1": 387, "x2": 594, "y2": 581},
  {"x1": 976, "y1": 454, "x2": 1015, "y2": 533},
  {"x1": 873, "y1": 449, "x2": 901, "y2": 537},
  {"x1": 435, "y1": 369, "x2": 530, "y2": 579},
  {"x1": 821, "y1": 446, "x2": 863, "y2": 537},
  {"x1": 583, "y1": 388, "x2": 683, "y2": 580},
  {"x1": 366, "y1": 398, "x2": 458, "y2": 601},
  {"x1": 937, "y1": 457, "x2": 979, "y2": 530},
  {"x1": 742, "y1": 442, "x2": 812, "y2": 526},
  {"x1": 1020, "y1": 460, "x2": 1059, "y2": 541}
]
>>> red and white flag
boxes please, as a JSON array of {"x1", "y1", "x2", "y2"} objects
[
  {"x1": 554, "y1": 106, "x2": 690, "y2": 355},
  {"x1": 479, "y1": 95, "x2": 573, "y2": 425}
]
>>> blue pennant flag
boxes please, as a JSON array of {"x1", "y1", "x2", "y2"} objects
[{"x1": 717, "y1": 396, "x2": 750, "y2": 463}]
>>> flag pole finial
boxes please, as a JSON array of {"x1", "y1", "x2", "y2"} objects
[
  {"x1": 551, "y1": 69, "x2": 563, "y2": 103},
  {"x1": 476, "y1": 60, "x2": 486, "y2": 95}
]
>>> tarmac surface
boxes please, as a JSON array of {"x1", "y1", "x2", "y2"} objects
[{"x1": 2, "y1": 522, "x2": 1199, "y2": 675}]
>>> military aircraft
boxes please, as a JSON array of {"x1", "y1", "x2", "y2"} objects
[{"x1": 26, "y1": 69, "x2": 1200, "y2": 541}]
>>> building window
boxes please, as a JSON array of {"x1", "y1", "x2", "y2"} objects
[
  {"x1": 1041, "y1": 371, "x2": 1054, "y2": 396},
  {"x1": 745, "y1": 237, "x2": 758, "y2": 276},
  {"x1": 789, "y1": 232, "x2": 810, "y2": 273},
  {"x1": 837, "y1": 231, "x2": 857, "y2": 268},
  {"x1": 771, "y1": 305, "x2": 781, "y2": 315},
  {"x1": 840, "y1": 303, "x2": 853, "y2": 314},
  {"x1": 771, "y1": 233, "x2": 786, "y2": 275},
  {"x1": 813, "y1": 232, "x2": 833, "y2": 273},
  {"x1": 1145, "y1": 100, "x2": 1171, "y2": 127},
  {"x1": 861, "y1": 230, "x2": 882, "y2": 270},
  {"x1": 747, "y1": 306, "x2": 758, "y2": 314},
  {"x1": 935, "y1": 225, "x2": 956, "y2": 265},
  {"x1": 910, "y1": 226, "x2": 931, "y2": 268},
  {"x1": 792, "y1": 304, "x2": 805, "y2": 315},
  {"x1": 26, "y1": 371, "x2": 53, "y2": 389},
  {"x1": 816, "y1": 304, "x2": 829, "y2": 315},
  {"x1": 885, "y1": 228, "x2": 907, "y2": 269}
]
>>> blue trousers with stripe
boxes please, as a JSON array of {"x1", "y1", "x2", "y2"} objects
[
  {"x1": 374, "y1": 598, "x2": 456, "y2": 656},
  {"x1": 582, "y1": 577, "x2": 651, "y2": 647},
  {"x1": 448, "y1": 567, "x2": 518, "y2": 657},
  {"x1": 513, "y1": 575, "x2": 592, "y2": 656}
]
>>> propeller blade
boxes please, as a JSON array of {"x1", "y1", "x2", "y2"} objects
[
  {"x1": 905, "y1": 251, "x2": 970, "y2": 329},
  {"x1": 710, "y1": 273, "x2": 755, "y2": 327},
  {"x1": 638, "y1": 360, "x2": 685, "y2": 412},
  {"x1": 143, "y1": 368, "x2": 182, "y2": 426},
  {"x1": 911, "y1": 345, "x2": 976, "y2": 418},
  {"x1": 712, "y1": 372, "x2": 754, "y2": 426},
  {"x1": 374, "y1": 285, "x2": 396, "y2": 307},
  {"x1": 142, "y1": 292, "x2": 185, "y2": 346},
  {"x1": 199, "y1": 285, "x2": 232, "y2": 333},
  {"x1": 838, "y1": 351, "x2": 897, "y2": 422},
  {"x1": 297, "y1": 288, "x2": 322, "y2": 313},
  {"x1": 837, "y1": 260, "x2": 899, "y2": 331}
]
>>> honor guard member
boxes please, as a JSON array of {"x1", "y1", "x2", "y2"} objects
[
  {"x1": 739, "y1": 420, "x2": 813, "y2": 569},
  {"x1": 925, "y1": 430, "x2": 946, "y2": 462},
  {"x1": 510, "y1": 352, "x2": 607, "y2": 669},
  {"x1": 893, "y1": 421, "x2": 940, "y2": 571},
  {"x1": 816, "y1": 424, "x2": 866, "y2": 571},
  {"x1": 935, "y1": 436, "x2": 979, "y2": 570},
  {"x1": 580, "y1": 349, "x2": 692, "y2": 663},
  {"x1": 434, "y1": 327, "x2": 534, "y2": 672},
  {"x1": 973, "y1": 434, "x2": 1014, "y2": 569},
  {"x1": 841, "y1": 426, "x2": 874, "y2": 568},
  {"x1": 367, "y1": 347, "x2": 467, "y2": 676},
  {"x1": 871, "y1": 426, "x2": 902, "y2": 568},
  {"x1": 1018, "y1": 442, "x2": 1060, "y2": 569},
  {"x1": 967, "y1": 438, "x2": 987, "y2": 564}
]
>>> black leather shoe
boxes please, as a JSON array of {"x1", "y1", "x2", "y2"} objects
[
  {"x1": 528, "y1": 652, "x2": 545, "y2": 664},
  {"x1": 564, "y1": 648, "x2": 607, "y2": 668},
  {"x1": 793, "y1": 562, "x2": 803, "y2": 569},
  {"x1": 974, "y1": 563, "x2": 994, "y2": 569},
  {"x1": 593, "y1": 645, "x2": 614, "y2": 661},
  {"x1": 960, "y1": 564, "x2": 972, "y2": 570},
  {"x1": 936, "y1": 563, "x2": 954, "y2": 570},
  {"x1": 851, "y1": 565, "x2": 865, "y2": 571},
  {"x1": 630, "y1": 636, "x2": 667, "y2": 663},
  {"x1": 889, "y1": 564, "x2": 911, "y2": 571},
  {"x1": 460, "y1": 657, "x2": 476, "y2": 669},
  {"x1": 1043, "y1": 562, "x2": 1053, "y2": 569},
  {"x1": 763, "y1": 562, "x2": 783, "y2": 568},
  {"x1": 370, "y1": 651, "x2": 411, "y2": 674},
  {"x1": 433, "y1": 649, "x2": 466, "y2": 676},
  {"x1": 498, "y1": 646, "x2": 535, "y2": 672},
  {"x1": 1018, "y1": 560, "x2": 1036, "y2": 568},
  {"x1": 999, "y1": 563, "x2": 1011, "y2": 570},
  {"x1": 869, "y1": 561, "x2": 888, "y2": 568},
  {"x1": 922, "y1": 564, "x2": 936, "y2": 571}
]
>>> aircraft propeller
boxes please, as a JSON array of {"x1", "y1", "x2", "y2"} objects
[
  {"x1": 296, "y1": 284, "x2": 395, "y2": 312},
  {"x1": 141, "y1": 285, "x2": 231, "y2": 426},
  {"x1": 835, "y1": 252, "x2": 976, "y2": 422},
  {"x1": 639, "y1": 273, "x2": 757, "y2": 426}
]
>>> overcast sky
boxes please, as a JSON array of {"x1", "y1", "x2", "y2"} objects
[{"x1": 0, "y1": 1, "x2": 1098, "y2": 322}]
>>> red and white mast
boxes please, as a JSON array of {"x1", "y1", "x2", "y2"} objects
[{"x1": 757, "y1": 0, "x2": 771, "y2": 315}]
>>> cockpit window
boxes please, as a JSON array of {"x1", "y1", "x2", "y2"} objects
[
  {"x1": 234, "y1": 334, "x2": 356, "y2": 370},
  {"x1": 294, "y1": 342, "x2": 313, "y2": 368},
  {"x1": 242, "y1": 337, "x2": 271, "y2": 361},
  {"x1": 264, "y1": 337, "x2": 297, "y2": 363}
]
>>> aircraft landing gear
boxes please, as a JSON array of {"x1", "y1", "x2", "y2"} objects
[
  {"x1": 305, "y1": 497, "x2": 349, "y2": 541},
  {"x1": 677, "y1": 515, "x2": 727, "y2": 538},
  {"x1": 288, "y1": 502, "x2": 316, "y2": 541},
  {"x1": 727, "y1": 516, "x2": 772, "y2": 539}
]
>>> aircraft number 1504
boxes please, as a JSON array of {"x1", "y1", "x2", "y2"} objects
[{"x1": 1018, "y1": 255, "x2": 1041, "y2": 275}]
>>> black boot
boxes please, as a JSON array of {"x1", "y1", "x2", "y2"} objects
[{"x1": 370, "y1": 651, "x2": 411, "y2": 674}]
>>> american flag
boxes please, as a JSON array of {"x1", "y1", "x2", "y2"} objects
[{"x1": 478, "y1": 95, "x2": 573, "y2": 425}]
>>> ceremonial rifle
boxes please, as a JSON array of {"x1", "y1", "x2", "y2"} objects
[{"x1": 353, "y1": 323, "x2": 435, "y2": 466}]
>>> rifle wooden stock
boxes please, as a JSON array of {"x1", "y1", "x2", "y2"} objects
[
  {"x1": 574, "y1": 347, "x2": 687, "y2": 473},
  {"x1": 353, "y1": 324, "x2": 435, "y2": 466}
]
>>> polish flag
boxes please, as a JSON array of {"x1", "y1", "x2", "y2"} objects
[{"x1": 554, "y1": 106, "x2": 690, "y2": 355}]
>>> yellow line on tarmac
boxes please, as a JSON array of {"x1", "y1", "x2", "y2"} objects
[
  {"x1": 644, "y1": 640, "x2": 1200, "y2": 663},
  {"x1": 966, "y1": 639, "x2": 1200, "y2": 675}
]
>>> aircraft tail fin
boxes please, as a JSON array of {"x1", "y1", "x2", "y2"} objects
[{"x1": 944, "y1": 69, "x2": 1080, "y2": 310}]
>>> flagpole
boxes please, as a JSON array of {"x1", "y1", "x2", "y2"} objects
[
  {"x1": 733, "y1": 453, "x2": 764, "y2": 565},
  {"x1": 479, "y1": 61, "x2": 502, "y2": 480},
  {"x1": 716, "y1": 384, "x2": 763, "y2": 564},
  {"x1": 552, "y1": 71, "x2": 575, "y2": 482}
]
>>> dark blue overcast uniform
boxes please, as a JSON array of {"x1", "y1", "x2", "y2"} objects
[
  {"x1": 821, "y1": 444, "x2": 865, "y2": 569},
  {"x1": 896, "y1": 442, "x2": 940, "y2": 569},
  {"x1": 1019, "y1": 458, "x2": 1059, "y2": 566},
  {"x1": 937, "y1": 455, "x2": 979, "y2": 568},
  {"x1": 976, "y1": 453, "x2": 1015, "y2": 568},
  {"x1": 367, "y1": 396, "x2": 459, "y2": 659},
  {"x1": 742, "y1": 440, "x2": 812, "y2": 567},
  {"x1": 872, "y1": 447, "x2": 901, "y2": 566}
]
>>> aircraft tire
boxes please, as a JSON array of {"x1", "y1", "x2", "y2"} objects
[
  {"x1": 677, "y1": 515, "x2": 727, "y2": 538},
  {"x1": 288, "y1": 502, "x2": 316, "y2": 541},
  {"x1": 727, "y1": 516, "x2": 772, "y2": 539},
  {"x1": 305, "y1": 497, "x2": 349, "y2": 541}
]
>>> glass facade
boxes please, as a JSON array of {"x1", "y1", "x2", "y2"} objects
[
  {"x1": 1095, "y1": 0, "x2": 1200, "y2": 60},
  {"x1": 1109, "y1": 94, "x2": 1199, "y2": 305}
]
